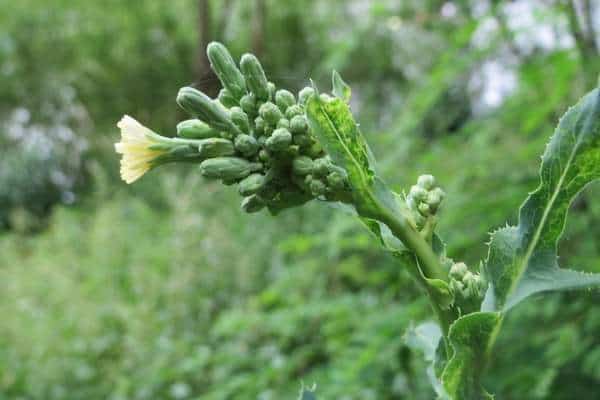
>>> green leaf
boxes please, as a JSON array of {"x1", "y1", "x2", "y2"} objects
[
  {"x1": 442, "y1": 312, "x2": 500, "y2": 400},
  {"x1": 483, "y1": 88, "x2": 600, "y2": 311},
  {"x1": 331, "y1": 70, "x2": 351, "y2": 102},
  {"x1": 306, "y1": 93, "x2": 396, "y2": 219}
]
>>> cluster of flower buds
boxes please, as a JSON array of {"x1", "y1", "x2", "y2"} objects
[
  {"x1": 448, "y1": 261, "x2": 487, "y2": 311},
  {"x1": 114, "y1": 42, "x2": 352, "y2": 213},
  {"x1": 175, "y1": 42, "x2": 351, "y2": 214},
  {"x1": 406, "y1": 174, "x2": 445, "y2": 228}
]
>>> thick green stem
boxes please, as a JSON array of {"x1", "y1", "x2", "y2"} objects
[
  {"x1": 376, "y1": 205, "x2": 447, "y2": 282},
  {"x1": 404, "y1": 256, "x2": 452, "y2": 336}
]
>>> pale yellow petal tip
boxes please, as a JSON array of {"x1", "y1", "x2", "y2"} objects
[{"x1": 115, "y1": 115, "x2": 164, "y2": 184}]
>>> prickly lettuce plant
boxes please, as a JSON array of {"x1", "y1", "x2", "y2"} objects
[{"x1": 115, "y1": 42, "x2": 600, "y2": 399}]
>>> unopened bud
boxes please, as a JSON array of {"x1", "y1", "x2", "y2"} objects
[
  {"x1": 238, "y1": 173, "x2": 267, "y2": 196},
  {"x1": 293, "y1": 134, "x2": 311, "y2": 147},
  {"x1": 259, "y1": 102, "x2": 283, "y2": 126},
  {"x1": 240, "y1": 93, "x2": 258, "y2": 117},
  {"x1": 177, "y1": 119, "x2": 220, "y2": 139},
  {"x1": 267, "y1": 82, "x2": 277, "y2": 100},
  {"x1": 326, "y1": 171, "x2": 346, "y2": 190},
  {"x1": 292, "y1": 156, "x2": 314, "y2": 175},
  {"x1": 254, "y1": 116, "x2": 265, "y2": 135},
  {"x1": 230, "y1": 107, "x2": 250, "y2": 134},
  {"x1": 275, "y1": 89, "x2": 296, "y2": 111},
  {"x1": 240, "y1": 53, "x2": 270, "y2": 101},
  {"x1": 309, "y1": 179, "x2": 327, "y2": 196},
  {"x1": 218, "y1": 88, "x2": 238, "y2": 108},
  {"x1": 277, "y1": 118, "x2": 290, "y2": 130},
  {"x1": 409, "y1": 185, "x2": 427, "y2": 201},
  {"x1": 207, "y1": 42, "x2": 247, "y2": 100},
  {"x1": 265, "y1": 128, "x2": 292, "y2": 152},
  {"x1": 298, "y1": 87, "x2": 315, "y2": 105},
  {"x1": 319, "y1": 93, "x2": 333, "y2": 103},
  {"x1": 197, "y1": 138, "x2": 235, "y2": 158},
  {"x1": 313, "y1": 157, "x2": 331, "y2": 176},
  {"x1": 199, "y1": 157, "x2": 262, "y2": 180},
  {"x1": 234, "y1": 134, "x2": 259, "y2": 156},
  {"x1": 290, "y1": 115, "x2": 308, "y2": 135},
  {"x1": 418, "y1": 203, "x2": 431, "y2": 216},
  {"x1": 176, "y1": 86, "x2": 240, "y2": 135},
  {"x1": 417, "y1": 174, "x2": 436, "y2": 190},
  {"x1": 241, "y1": 195, "x2": 265, "y2": 213},
  {"x1": 449, "y1": 262, "x2": 468, "y2": 280},
  {"x1": 285, "y1": 104, "x2": 303, "y2": 119}
]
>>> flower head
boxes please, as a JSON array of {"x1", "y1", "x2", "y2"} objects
[{"x1": 115, "y1": 115, "x2": 166, "y2": 184}]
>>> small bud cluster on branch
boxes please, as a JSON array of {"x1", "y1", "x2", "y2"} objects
[{"x1": 115, "y1": 42, "x2": 352, "y2": 214}]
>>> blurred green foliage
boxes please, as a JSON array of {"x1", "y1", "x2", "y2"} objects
[{"x1": 0, "y1": 0, "x2": 599, "y2": 399}]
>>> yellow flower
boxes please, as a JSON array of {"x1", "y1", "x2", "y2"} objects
[{"x1": 115, "y1": 115, "x2": 167, "y2": 184}]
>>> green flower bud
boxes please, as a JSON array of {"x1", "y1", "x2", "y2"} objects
[
  {"x1": 306, "y1": 142, "x2": 324, "y2": 158},
  {"x1": 266, "y1": 128, "x2": 292, "y2": 152},
  {"x1": 258, "y1": 149, "x2": 271, "y2": 163},
  {"x1": 176, "y1": 119, "x2": 220, "y2": 139},
  {"x1": 241, "y1": 195, "x2": 265, "y2": 213},
  {"x1": 239, "y1": 53, "x2": 270, "y2": 101},
  {"x1": 254, "y1": 116, "x2": 265, "y2": 135},
  {"x1": 312, "y1": 157, "x2": 331, "y2": 176},
  {"x1": 309, "y1": 178, "x2": 327, "y2": 196},
  {"x1": 234, "y1": 134, "x2": 259, "y2": 156},
  {"x1": 426, "y1": 191, "x2": 442, "y2": 209},
  {"x1": 418, "y1": 202, "x2": 431, "y2": 216},
  {"x1": 293, "y1": 134, "x2": 311, "y2": 147},
  {"x1": 220, "y1": 130, "x2": 234, "y2": 140},
  {"x1": 417, "y1": 174, "x2": 436, "y2": 190},
  {"x1": 287, "y1": 144, "x2": 300, "y2": 157},
  {"x1": 207, "y1": 42, "x2": 247, "y2": 100},
  {"x1": 292, "y1": 156, "x2": 314, "y2": 175},
  {"x1": 177, "y1": 87, "x2": 241, "y2": 135},
  {"x1": 199, "y1": 157, "x2": 262, "y2": 180},
  {"x1": 267, "y1": 82, "x2": 277, "y2": 100},
  {"x1": 449, "y1": 262, "x2": 468, "y2": 280},
  {"x1": 290, "y1": 115, "x2": 308, "y2": 135},
  {"x1": 409, "y1": 185, "x2": 428, "y2": 202},
  {"x1": 449, "y1": 279, "x2": 465, "y2": 294},
  {"x1": 277, "y1": 118, "x2": 290, "y2": 130},
  {"x1": 326, "y1": 171, "x2": 346, "y2": 190},
  {"x1": 259, "y1": 102, "x2": 283, "y2": 126},
  {"x1": 462, "y1": 272, "x2": 483, "y2": 298},
  {"x1": 285, "y1": 104, "x2": 303, "y2": 119},
  {"x1": 319, "y1": 93, "x2": 333, "y2": 102},
  {"x1": 240, "y1": 93, "x2": 258, "y2": 118},
  {"x1": 275, "y1": 89, "x2": 296, "y2": 111},
  {"x1": 218, "y1": 88, "x2": 238, "y2": 108},
  {"x1": 197, "y1": 138, "x2": 236, "y2": 158},
  {"x1": 298, "y1": 87, "x2": 315, "y2": 105},
  {"x1": 230, "y1": 107, "x2": 250, "y2": 134},
  {"x1": 429, "y1": 187, "x2": 446, "y2": 204},
  {"x1": 238, "y1": 173, "x2": 267, "y2": 196}
]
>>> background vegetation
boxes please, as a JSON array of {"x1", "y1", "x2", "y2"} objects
[{"x1": 0, "y1": 1, "x2": 599, "y2": 399}]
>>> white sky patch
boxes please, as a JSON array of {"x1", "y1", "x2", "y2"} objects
[
  {"x1": 469, "y1": 61, "x2": 517, "y2": 113},
  {"x1": 441, "y1": 2, "x2": 458, "y2": 20},
  {"x1": 503, "y1": 0, "x2": 574, "y2": 53}
]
